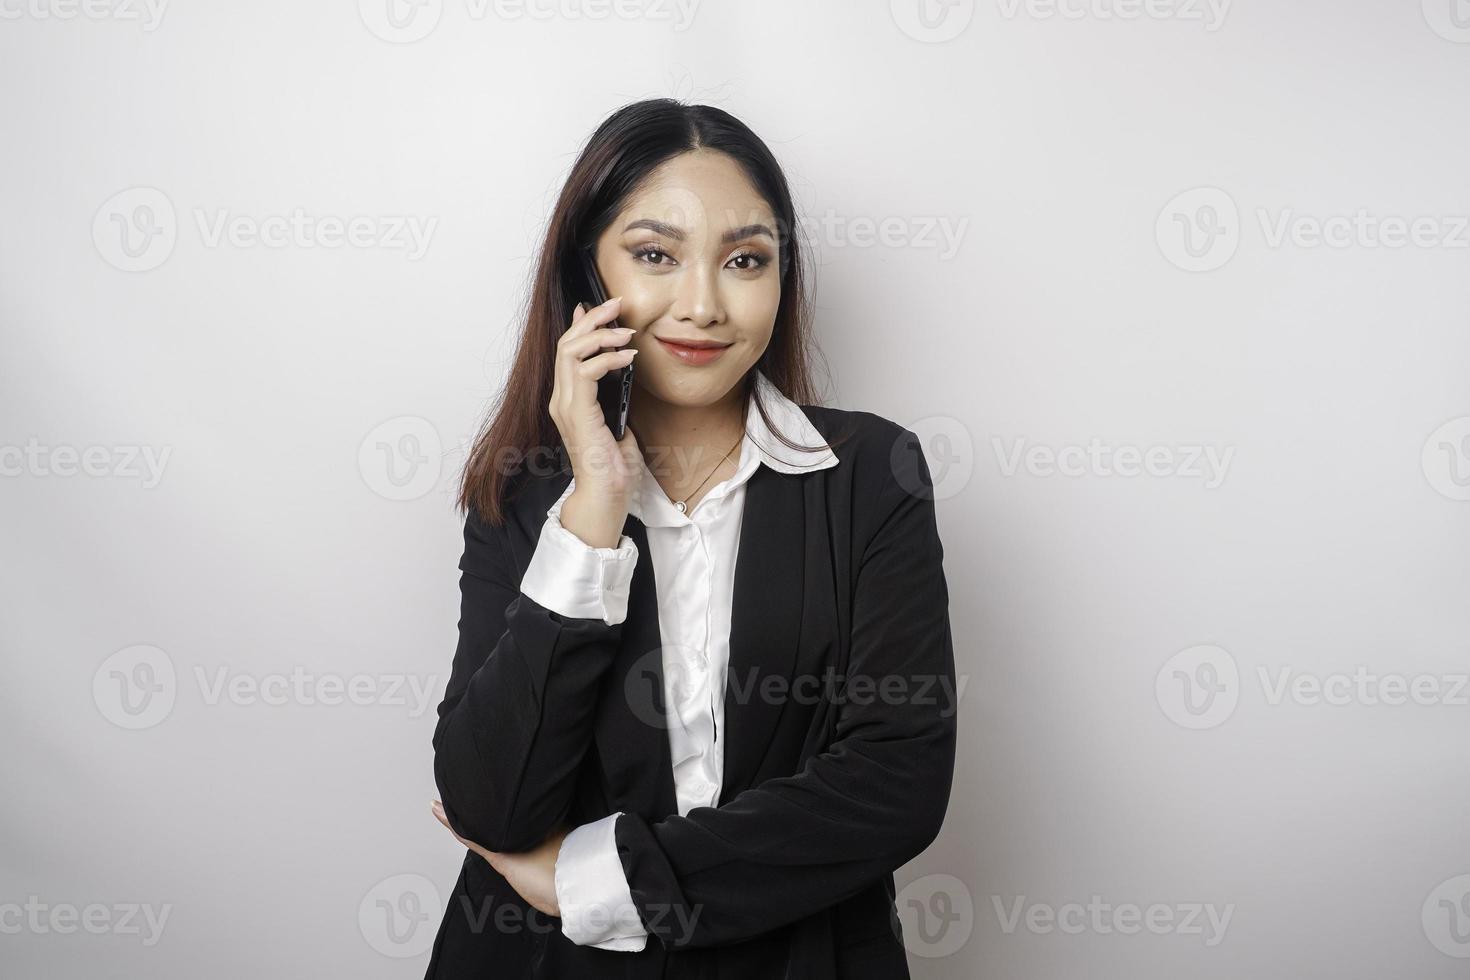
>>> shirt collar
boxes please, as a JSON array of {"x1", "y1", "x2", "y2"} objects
[{"x1": 629, "y1": 369, "x2": 838, "y2": 527}]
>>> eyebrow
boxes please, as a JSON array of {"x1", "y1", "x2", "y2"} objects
[{"x1": 622, "y1": 218, "x2": 776, "y2": 245}]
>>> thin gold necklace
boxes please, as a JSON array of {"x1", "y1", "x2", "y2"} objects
[{"x1": 671, "y1": 433, "x2": 744, "y2": 515}]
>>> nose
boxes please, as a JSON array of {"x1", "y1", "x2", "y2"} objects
[{"x1": 670, "y1": 264, "x2": 724, "y2": 329}]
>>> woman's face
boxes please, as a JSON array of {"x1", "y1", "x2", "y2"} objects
[{"x1": 590, "y1": 149, "x2": 783, "y2": 411}]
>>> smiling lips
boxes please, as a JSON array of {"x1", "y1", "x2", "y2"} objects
[{"x1": 656, "y1": 337, "x2": 733, "y2": 366}]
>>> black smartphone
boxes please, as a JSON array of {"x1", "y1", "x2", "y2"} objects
[{"x1": 577, "y1": 247, "x2": 634, "y2": 440}]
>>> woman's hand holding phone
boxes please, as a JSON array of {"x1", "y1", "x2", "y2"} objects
[{"x1": 550, "y1": 297, "x2": 641, "y2": 549}]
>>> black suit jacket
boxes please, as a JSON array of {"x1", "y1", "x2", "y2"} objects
[{"x1": 425, "y1": 405, "x2": 957, "y2": 979}]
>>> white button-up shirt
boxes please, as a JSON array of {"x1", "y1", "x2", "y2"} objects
[{"x1": 517, "y1": 369, "x2": 839, "y2": 952}]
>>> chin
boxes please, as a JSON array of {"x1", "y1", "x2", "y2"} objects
[{"x1": 642, "y1": 364, "x2": 750, "y2": 408}]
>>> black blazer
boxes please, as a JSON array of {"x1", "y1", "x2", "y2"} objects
[{"x1": 425, "y1": 405, "x2": 957, "y2": 980}]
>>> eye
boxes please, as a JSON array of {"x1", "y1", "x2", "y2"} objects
[
  {"x1": 632, "y1": 245, "x2": 673, "y2": 267},
  {"x1": 727, "y1": 250, "x2": 772, "y2": 272}
]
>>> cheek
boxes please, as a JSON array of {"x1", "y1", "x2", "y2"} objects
[
  {"x1": 618, "y1": 281, "x2": 668, "y2": 330},
  {"x1": 729, "y1": 282, "x2": 781, "y2": 335}
]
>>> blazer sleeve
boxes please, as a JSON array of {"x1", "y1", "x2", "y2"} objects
[
  {"x1": 432, "y1": 499, "x2": 638, "y2": 853},
  {"x1": 612, "y1": 431, "x2": 958, "y2": 949}
]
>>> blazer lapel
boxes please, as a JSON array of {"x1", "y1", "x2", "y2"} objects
[{"x1": 719, "y1": 464, "x2": 806, "y2": 803}]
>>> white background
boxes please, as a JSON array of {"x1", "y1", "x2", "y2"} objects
[{"x1": 3, "y1": 0, "x2": 1469, "y2": 977}]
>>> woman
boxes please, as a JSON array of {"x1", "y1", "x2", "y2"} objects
[{"x1": 425, "y1": 98, "x2": 956, "y2": 979}]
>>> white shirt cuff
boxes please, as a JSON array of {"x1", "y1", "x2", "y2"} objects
[
  {"x1": 518, "y1": 494, "x2": 638, "y2": 626},
  {"x1": 554, "y1": 813, "x2": 648, "y2": 951}
]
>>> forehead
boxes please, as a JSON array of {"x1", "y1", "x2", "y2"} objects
[{"x1": 617, "y1": 150, "x2": 775, "y2": 236}]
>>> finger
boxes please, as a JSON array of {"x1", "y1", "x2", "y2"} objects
[
  {"x1": 556, "y1": 301, "x2": 622, "y2": 401},
  {"x1": 562, "y1": 326, "x2": 636, "y2": 362},
  {"x1": 555, "y1": 300, "x2": 628, "y2": 415},
  {"x1": 562, "y1": 296, "x2": 623, "y2": 341},
  {"x1": 572, "y1": 296, "x2": 623, "y2": 333},
  {"x1": 431, "y1": 801, "x2": 504, "y2": 861},
  {"x1": 430, "y1": 802, "x2": 470, "y2": 843},
  {"x1": 573, "y1": 347, "x2": 638, "y2": 383}
]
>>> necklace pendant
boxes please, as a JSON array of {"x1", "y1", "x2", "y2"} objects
[{"x1": 674, "y1": 500, "x2": 687, "y2": 514}]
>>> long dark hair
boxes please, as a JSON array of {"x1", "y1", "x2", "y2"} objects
[{"x1": 458, "y1": 98, "x2": 846, "y2": 525}]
